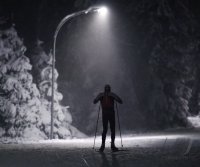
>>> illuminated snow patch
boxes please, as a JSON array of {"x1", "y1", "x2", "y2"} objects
[
  {"x1": 16, "y1": 134, "x2": 196, "y2": 149},
  {"x1": 188, "y1": 116, "x2": 200, "y2": 128}
]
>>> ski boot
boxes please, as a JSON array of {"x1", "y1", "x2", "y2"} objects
[
  {"x1": 99, "y1": 143, "x2": 105, "y2": 152},
  {"x1": 111, "y1": 143, "x2": 119, "y2": 152}
]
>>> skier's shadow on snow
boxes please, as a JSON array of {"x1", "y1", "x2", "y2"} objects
[{"x1": 99, "y1": 152, "x2": 121, "y2": 167}]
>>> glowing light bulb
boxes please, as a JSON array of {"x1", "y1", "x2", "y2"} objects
[{"x1": 97, "y1": 7, "x2": 108, "y2": 16}]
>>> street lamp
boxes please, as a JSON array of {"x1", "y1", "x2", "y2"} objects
[{"x1": 50, "y1": 6, "x2": 108, "y2": 139}]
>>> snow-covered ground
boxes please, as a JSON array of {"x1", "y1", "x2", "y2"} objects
[{"x1": 0, "y1": 131, "x2": 200, "y2": 167}]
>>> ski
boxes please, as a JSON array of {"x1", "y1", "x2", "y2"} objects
[{"x1": 93, "y1": 148, "x2": 129, "y2": 153}]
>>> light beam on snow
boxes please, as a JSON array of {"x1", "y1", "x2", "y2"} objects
[{"x1": 16, "y1": 134, "x2": 199, "y2": 150}]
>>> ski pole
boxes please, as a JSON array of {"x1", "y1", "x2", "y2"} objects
[
  {"x1": 93, "y1": 105, "x2": 101, "y2": 149},
  {"x1": 116, "y1": 103, "x2": 123, "y2": 147}
]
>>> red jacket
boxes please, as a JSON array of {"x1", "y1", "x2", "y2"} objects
[{"x1": 93, "y1": 92, "x2": 122, "y2": 110}]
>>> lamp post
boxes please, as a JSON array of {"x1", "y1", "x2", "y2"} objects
[{"x1": 50, "y1": 7, "x2": 108, "y2": 139}]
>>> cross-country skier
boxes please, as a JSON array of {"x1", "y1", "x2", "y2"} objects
[{"x1": 93, "y1": 84, "x2": 123, "y2": 152}]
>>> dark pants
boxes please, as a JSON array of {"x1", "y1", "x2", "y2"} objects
[{"x1": 102, "y1": 109, "x2": 115, "y2": 144}]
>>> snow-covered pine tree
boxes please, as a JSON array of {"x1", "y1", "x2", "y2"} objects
[
  {"x1": 0, "y1": 27, "x2": 46, "y2": 139},
  {"x1": 30, "y1": 42, "x2": 85, "y2": 138},
  {"x1": 126, "y1": 0, "x2": 195, "y2": 128},
  {"x1": 147, "y1": 0, "x2": 194, "y2": 128},
  {"x1": 150, "y1": 38, "x2": 194, "y2": 127}
]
